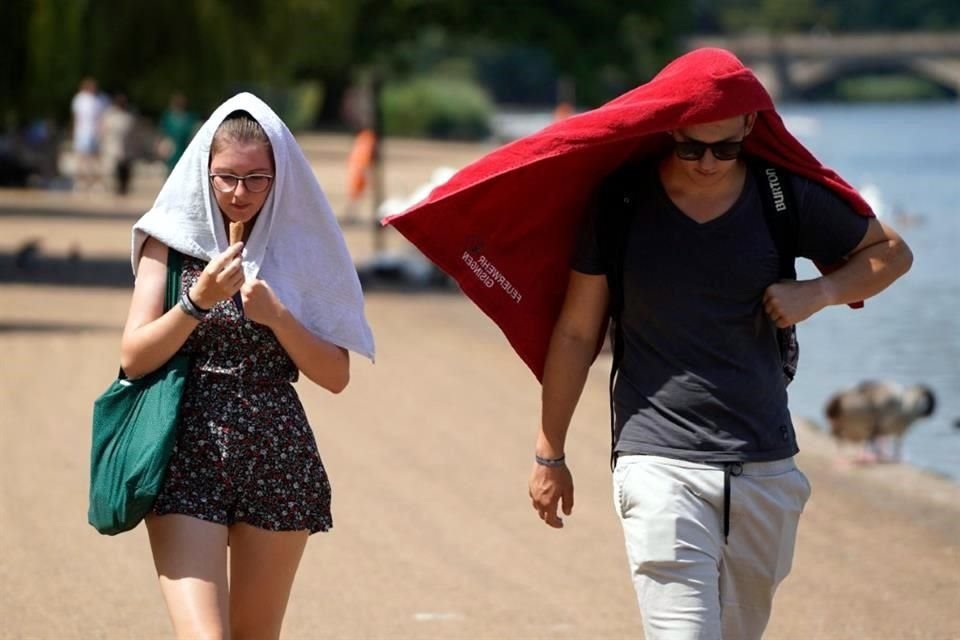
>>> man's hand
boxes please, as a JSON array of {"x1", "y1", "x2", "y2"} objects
[
  {"x1": 763, "y1": 279, "x2": 831, "y2": 328},
  {"x1": 529, "y1": 462, "x2": 575, "y2": 528}
]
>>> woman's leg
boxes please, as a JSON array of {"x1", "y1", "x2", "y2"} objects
[
  {"x1": 146, "y1": 514, "x2": 230, "y2": 640},
  {"x1": 227, "y1": 523, "x2": 309, "y2": 640}
]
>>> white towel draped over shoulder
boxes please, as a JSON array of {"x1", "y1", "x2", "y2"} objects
[{"x1": 132, "y1": 92, "x2": 374, "y2": 360}]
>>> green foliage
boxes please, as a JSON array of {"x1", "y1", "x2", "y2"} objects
[
  {"x1": 3, "y1": 0, "x2": 688, "y2": 128},
  {"x1": 692, "y1": 0, "x2": 960, "y2": 34},
  {"x1": 382, "y1": 76, "x2": 493, "y2": 140},
  {"x1": 283, "y1": 83, "x2": 326, "y2": 132},
  {"x1": 3, "y1": 0, "x2": 358, "y2": 126},
  {"x1": 714, "y1": 0, "x2": 830, "y2": 33},
  {"x1": 6, "y1": 0, "x2": 954, "y2": 132},
  {"x1": 474, "y1": 45, "x2": 558, "y2": 105},
  {"x1": 443, "y1": 1, "x2": 690, "y2": 104},
  {"x1": 806, "y1": 74, "x2": 954, "y2": 101},
  {"x1": 817, "y1": 0, "x2": 960, "y2": 31}
]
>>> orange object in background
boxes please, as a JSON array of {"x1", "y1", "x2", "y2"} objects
[
  {"x1": 553, "y1": 102, "x2": 574, "y2": 121},
  {"x1": 346, "y1": 129, "x2": 376, "y2": 200}
]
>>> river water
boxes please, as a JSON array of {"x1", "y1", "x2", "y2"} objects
[
  {"x1": 780, "y1": 102, "x2": 959, "y2": 481},
  {"x1": 495, "y1": 102, "x2": 960, "y2": 480}
]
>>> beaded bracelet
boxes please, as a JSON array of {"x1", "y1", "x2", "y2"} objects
[{"x1": 535, "y1": 454, "x2": 566, "y2": 467}]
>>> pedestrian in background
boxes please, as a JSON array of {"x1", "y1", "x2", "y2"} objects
[
  {"x1": 158, "y1": 92, "x2": 198, "y2": 175},
  {"x1": 100, "y1": 93, "x2": 135, "y2": 195},
  {"x1": 71, "y1": 77, "x2": 104, "y2": 190}
]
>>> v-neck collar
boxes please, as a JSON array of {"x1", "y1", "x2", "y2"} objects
[{"x1": 656, "y1": 168, "x2": 755, "y2": 230}]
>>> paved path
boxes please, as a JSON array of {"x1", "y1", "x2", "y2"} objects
[{"x1": 1, "y1": 137, "x2": 958, "y2": 639}]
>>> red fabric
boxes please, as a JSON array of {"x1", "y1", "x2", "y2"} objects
[{"x1": 385, "y1": 48, "x2": 874, "y2": 381}]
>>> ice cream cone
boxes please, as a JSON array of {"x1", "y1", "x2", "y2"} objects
[{"x1": 229, "y1": 221, "x2": 245, "y2": 245}]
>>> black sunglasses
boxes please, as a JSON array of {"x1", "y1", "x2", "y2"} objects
[{"x1": 674, "y1": 138, "x2": 744, "y2": 161}]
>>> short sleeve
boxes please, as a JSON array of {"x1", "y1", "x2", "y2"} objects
[
  {"x1": 793, "y1": 175, "x2": 870, "y2": 265},
  {"x1": 571, "y1": 200, "x2": 605, "y2": 275}
]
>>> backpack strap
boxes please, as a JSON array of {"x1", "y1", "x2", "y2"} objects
[
  {"x1": 595, "y1": 164, "x2": 644, "y2": 470},
  {"x1": 749, "y1": 159, "x2": 801, "y2": 386},
  {"x1": 751, "y1": 161, "x2": 798, "y2": 280}
]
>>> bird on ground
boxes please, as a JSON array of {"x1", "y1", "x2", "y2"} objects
[{"x1": 824, "y1": 380, "x2": 935, "y2": 463}]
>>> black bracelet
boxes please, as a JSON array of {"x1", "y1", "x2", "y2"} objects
[
  {"x1": 535, "y1": 454, "x2": 566, "y2": 467},
  {"x1": 178, "y1": 290, "x2": 210, "y2": 321},
  {"x1": 186, "y1": 289, "x2": 210, "y2": 312}
]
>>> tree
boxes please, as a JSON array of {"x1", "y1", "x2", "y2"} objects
[{"x1": 2, "y1": 0, "x2": 689, "y2": 128}]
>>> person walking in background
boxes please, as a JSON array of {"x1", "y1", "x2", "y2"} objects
[
  {"x1": 71, "y1": 77, "x2": 104, "y2": 191},
  {"x1": 528, "y1": 50, "x2": 912, "y2": 639},
  {"x1": 120, "y1": 93, "x2": 373, "y2": 638},
  {"x1": 100, "y1": 93, "x2": 136, "y2": 195},
  {"x1": 341, "y1": 128, "x2": 376, "y2": 223},
  {"x1": 158, "y1": 92, "x2": 198, "y2": 175}
]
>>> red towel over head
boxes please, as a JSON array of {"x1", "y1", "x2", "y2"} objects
[{"x1": 385, "y1": 48, "x2": 873, "y2": 381}]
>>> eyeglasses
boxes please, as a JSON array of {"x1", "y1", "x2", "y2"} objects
[
  {"x1": 209, "y1": 173, "x2": 274, "y2": 193},
  {"x1": 673, "y1": 138, "x2": 744, "y2": 161}
]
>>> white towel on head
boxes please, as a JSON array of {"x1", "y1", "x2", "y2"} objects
[{"x1": 132, "y1": 92, "x2": 374, "y2": 360}]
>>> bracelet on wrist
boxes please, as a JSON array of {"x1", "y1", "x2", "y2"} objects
[
  {"x1": 186, "y1": 289, "x2": 210, "y2": 312},
  {"x1": 179, "y1": 290, "x2": 211, "y2": 321},
  {"x1": 535, "y1": 453, "x2": 566, "y2": 468}
]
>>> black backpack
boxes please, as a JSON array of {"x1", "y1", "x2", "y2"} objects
[{"x1": 596, "y1": 159, "x2": 799, "y2": 466}]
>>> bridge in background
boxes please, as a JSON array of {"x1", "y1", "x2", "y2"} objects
[{"x1": 684, "y1": 32, "x2": 960, "y2": 100}]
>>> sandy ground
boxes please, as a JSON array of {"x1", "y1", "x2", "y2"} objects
[{"x1": 1, "y1": 135, "x2": 958, "y2": 640}]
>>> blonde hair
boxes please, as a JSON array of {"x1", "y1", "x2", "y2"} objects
[{"x1": 211, "y1": 110, "x2": 273, "y2": 165}]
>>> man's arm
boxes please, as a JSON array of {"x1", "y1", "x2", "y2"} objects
[
  {"x1": 529, "y1": 270, "x2": 609, "y2": 528},
  {"x1": 763, "y1": 218, "x2": 912, "y2": 327}
]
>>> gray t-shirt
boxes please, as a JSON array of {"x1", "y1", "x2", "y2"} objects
[{"x1": 574, "y1": 164, "x2": 869, "y2": 462}]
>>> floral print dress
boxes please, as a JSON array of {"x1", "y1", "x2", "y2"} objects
[{"x1": 152, "y1": 255, "x2": 333, "y2": 533}]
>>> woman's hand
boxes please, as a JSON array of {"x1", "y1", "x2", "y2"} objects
[
  {"x1": 248, "y1": 283, "x2": 350, "y2": 392},
  {"x1": 242, "y1": 278, "x2": 285, "y2": 327},
  {"x1": 189, "y1": 242, "x2": 245, "y2": 309}
]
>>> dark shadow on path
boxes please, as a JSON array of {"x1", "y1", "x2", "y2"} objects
[
  {"x1": 0, "y1": 320, "x2": 118, "y2": 334},
  {"x1": 0, "y1": 243, "x2": 463, "y2": 296},
  {"x1": 0, "y1": 249, "x2": 133, "y2": 288},
  {"x1": 0, "y1": 203, "x2": 140, "y2": 222}
]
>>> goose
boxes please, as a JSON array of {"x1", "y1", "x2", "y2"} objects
[{"x1": 824, "y1": 381, "x2": 935, "y2": 463}]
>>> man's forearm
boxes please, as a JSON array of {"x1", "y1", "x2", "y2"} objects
[
  {"x1": 820, "y1": 235, "x2": 913, "y2": 307},
  {"x1": 538, "y1": 330, "x2": 598, "y2": 458}
]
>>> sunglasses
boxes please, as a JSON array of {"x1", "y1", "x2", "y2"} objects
[{"x1": 673, "y1": 138, "x2": 744, "y2": 161}]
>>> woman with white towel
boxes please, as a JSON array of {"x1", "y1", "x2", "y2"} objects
[{"x1": 119, "y1": 94, "x2": 374, "y2": 639}]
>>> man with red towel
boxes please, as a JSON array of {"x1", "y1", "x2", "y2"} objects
[{"x1": 386, "y1": 48, "x2": 912, "y2": 639}]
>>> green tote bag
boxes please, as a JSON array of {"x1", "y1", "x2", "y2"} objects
[{"x1": 88, "y1": 249, "x2": 190, "y2": 535}]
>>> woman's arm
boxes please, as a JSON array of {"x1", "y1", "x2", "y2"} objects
[
  {"x1": 120, "y1": 236, "x2": 244, "y2": 378},
  {"x1": 240, "y1": 279, "x2": 350, "y2": 393}
]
